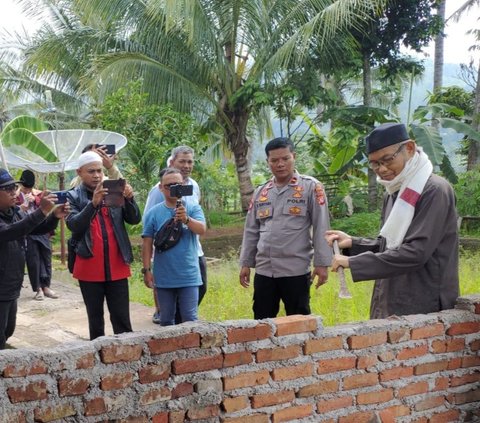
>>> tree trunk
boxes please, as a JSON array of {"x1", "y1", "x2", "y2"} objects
[
  {"x1": 363, "y1": 53, "x2": 377, "y2": 211},
  {"x1": 467, "y1": 59, "x2": 480, "y2": 170},
  {"x1": 432, "y1": 0, "x2": 446, "y2": 131},
  {"x1": 225, "y1": 109, "x2": 255, "y2": 212}
]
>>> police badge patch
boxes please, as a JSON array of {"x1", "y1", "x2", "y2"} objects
[{"x1": 315, "y1": 183, "x2": 326, "y2": 205}]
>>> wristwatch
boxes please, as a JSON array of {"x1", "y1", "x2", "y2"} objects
[
  {"x1": 141, "y1": 267, "x2": 151, "y2": 275},
  {"x1": 185, "y1": 216, "x2": 190, "y2": 225}
]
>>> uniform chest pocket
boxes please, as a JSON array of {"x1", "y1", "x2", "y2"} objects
[
  {"x1": 282, "y1": 204, "x2": 308, "y2": 229},
  {"x1": 256, "y1": 206, "x2": 272, "y2": 220}
]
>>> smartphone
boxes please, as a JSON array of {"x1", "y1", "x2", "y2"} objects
[
  {"x1": 98, "y1": 144, "x2": 116, "y2": 155},
  {"x1": 51, "y1": 191, "x2": 68, "y2": 204},
  {"x1": 169, "y1": 184, "x2": 193, "y2": 198}
]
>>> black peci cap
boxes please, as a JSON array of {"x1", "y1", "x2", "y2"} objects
[
  {"x1": 366, "y1": 123, "x2": 409, "y2": 154},
  {"x1": 19, "y1": 170, "x2": 35, "y2": 188}
]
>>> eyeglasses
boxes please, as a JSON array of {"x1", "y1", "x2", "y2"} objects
[
  {"x1": 368, "y1": 143, "x2": 407, "y2": 170},
  {"x1": 0, "y1": 184, "x2": 18, "y2": 193},
  {"x1": 162, "y1": 183, "x2": 179, "y2": 189}
]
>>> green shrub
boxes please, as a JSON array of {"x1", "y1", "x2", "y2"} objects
[{"x1": 331, "y1": 212, "x2": 381, "y2": 238}]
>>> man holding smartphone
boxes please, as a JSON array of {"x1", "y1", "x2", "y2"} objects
[{"x1": 144, "y1": 145, "x2": 207, "y2": 324}]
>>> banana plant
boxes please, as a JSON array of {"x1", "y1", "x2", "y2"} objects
[{"x1": 0, "y1": 115, "x2": 58, "y2": 168}]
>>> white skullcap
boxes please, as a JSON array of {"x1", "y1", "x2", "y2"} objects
[{"x1": 77, "y1": 151, "x2": 102, "y2": 169}]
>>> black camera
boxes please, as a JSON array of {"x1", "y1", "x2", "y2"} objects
[
  {"x1": 52, "y1": 191, "x2": 68, "y2": 204},
  {"x1": 169, "y1": 184, "x2": 193, "y2": 198}
]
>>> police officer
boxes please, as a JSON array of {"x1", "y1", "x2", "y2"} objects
[{"x1": 239, "y1": 137, "x2": 332, "y2": 319}]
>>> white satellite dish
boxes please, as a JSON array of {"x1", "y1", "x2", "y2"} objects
[{"x1": 2, "y1": 129, "x2": 127, "y2": 173}]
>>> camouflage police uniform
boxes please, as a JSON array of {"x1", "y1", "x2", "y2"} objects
[{"x1": 240, "y1": 172, "x2": 332, "y2": 318}]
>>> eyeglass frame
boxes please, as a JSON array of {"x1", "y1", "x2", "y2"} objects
[
  {"x1": 368, "y1": 142, "x2": 409, "y2": 170},
  {"x1": 0, "y1": 184, "x2": 18, "y2": 193}
]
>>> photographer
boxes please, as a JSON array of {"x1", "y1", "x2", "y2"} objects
[
  {"x1": 142, "y1": 168, "x2": 206, "y2": 326},
  {"x1": 66, "y1": 151, "x2": 141, "y2": 340}
]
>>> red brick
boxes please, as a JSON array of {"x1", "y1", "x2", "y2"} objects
[
  {"x1": 462, "y1": 355, "x2": 480, "y2": 368},
  {"x1": 224, "y1": 351, "x2": 253, "y2": 367},
  {"x1": 304, "y1": 336, "x2": 343, "y2": 354},
  {"x1": 201, "y1": 332, "x2": 224, "y2": 348},
  {"x1": 380, "y1": 366, "x2": 414, "y2": 381},
  {"x1": 273, "y1": 315, "x2": 317, "y2": 336},
  {"x1": 433, "y1": 377, "x2": 449, "y2": 391},
  {"x1": 451, "y1": 372, "x2": 480, "y2": 387},
  {"x1": 3, "y1": 361, "x2": 47, "y2": 377},
  {"x1": 100, "y1": 344, "x2": 143, "y2": 363},
  {"x1": 139, "y1": 387, "x2": 170, "y2": 405},
  {"x1": 100, "y1": 372, "x2": 134, "y2": 390},
  {"x1": 222, "y1": 396, "x2": 249, "y2": 413},
  {"x1": 138, "y1": 363, "x2": 170, "y2": 384},
  {"x1": 470, "y1": 339, "x2": 480, "y2": 351},
  {"x1": 379, "y1": 405, "x2": 410, "y2": 419},
  {"x1": 357, "y1": 388, "x2": 393, "y2": 405},
  {"x1": 318, "y1": 356, "x2": 356, "y2": 374},
  {"x1": 251, "y1": 390, "x2": 295, "y2": 408},
  {"x1": 317, "y1": 396, "x2": 353, "y2": 413},
  {"x1": 447, "y1": 388, "x2": 480, "y2": 404},
  {"x1": 339, "y1": 411, "x2": 375, "y2": 423},
  {"x1": 2, "y1": 411, "x2": 26, "y2": 423},
  {"x1": 297, "y1": 380, "x2": 339, "y2": 397},
  {"x1": 357, "y1": 355, "x2": 378, "y2": 369},
  {"x1": 271, "y1": 404, "x2": 312, "y2": 423},
  {"x1": 223, "y1": 414, "x2": 269, "y2": 423},
  {"x1": 169, "y1": 410, "x2": 185, "y2": 423},
  {"x1": 173, "y1": 354, "x2": 223, "y2": 374},
  {"x1": 343, "y1": 373, "x2": 378, "y2": 390},
  {"x1": 397, "y1": 344, "x2": 428, "y2": 360},
  {"x1": 411, "y1": 323, "x2": 444, "y2": 340},
  {"x1": 224, "y1": 370, "x2": 270, "y2": 390},
  {"x1": 347, "y1": 331, "x2": 387, "y2": 349},
  {"x1": 76, "y1": 353, "x2": 95, "y2": 369},
  {"x1": 448, "y1": 357, "x2": 462, "y2": 370},
  {"x1": 33, "y1": 404, "x2": 76, "y2": 421},
  {"x1": 256, "y1": 345, "x2": 300, "y2": 363},
  {"x1": 172, "y1": 382, "x2": 193, "y2": 399},
  {"x1": 429, "y1": 410, "x2": 461, "y2": 423},
  {"x1": 7, "y1": 381, "x2": 48, "y2": 403},
  {"x1": 398, "y1": 381, "x2": 429, "y2": 398},
  {"x1": 152, "y1": 412, "x2": 168, "y2": 423},
  {"x1": 58, "y1": 377, "x2": 90, "y2": 396},
  {"x1": 84, "y1": 397, "x2": 106, "y2": 416},
  {"x1": 378, "y1": 351, "x2": 395, "y2": 362},
  {"x1": 187, "y1": 404, "x2": 219, "y2": 420},
  {"x1": 476, "y1": 303, "x2": 480, "y2": 314},
  {"x1": 148, "y1": 333, "x2": 200, "y2": 354},
  {"x1": 388, "y1": 328, "x2": 410, "y2": 343},
  {"x1": 446, "y1": 321, "x2": 480, "y2": 335},
  {"x1": 227, "y1": 324, "x2": 271, "y2": 343},
  {"x1": 415, "y1": 395, "x2": 445, "y2": 411},
  {"x1": 431, "y1": 338, "x2": 465, "y2": 353},
  {"x1": 271, "y1": 362, "x2": 313, "y2": 381},
  {"x1": 414, "y1": 360, "x2": 449, "y2": 375}
]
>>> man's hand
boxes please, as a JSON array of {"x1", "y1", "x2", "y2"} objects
[
  {"x1": 94, "y1": 145, "x2": 116, "y2": 170},
  {"x1": 143, "y1": 271, "x2": 154, "y2": 289},
  {"x1": 123, "y1": 183, "x2": 134, "y2": 200},
  {"x1": 312, "y1": 266, "x2": 328, "y2": 288},
  {"x1": 53, "y1": 202, "x2": 71, "y2": 219},
  {"x1": 332, "y1": 254, "x2": 350, "y2": 272},
  {"x1": 92, "y1": 182, "x2": 108, "y2": 208},
  {"x1": 175, "y1": 204, "x2": 188, "y2": 224},
  {"x1": 324, "y1": 230, "x2": 353, "y2": 249},
  {"x1": 239, "y1": 266, "x2": 251, "y2": 288},
  {"x1": 38, "y1": 192, "x2": 56, "y2": 216}
]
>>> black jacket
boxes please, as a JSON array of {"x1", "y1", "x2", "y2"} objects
[
  {"x1": 0, "y1": 207, "x2": 59, "y2": 300},
  {"x1": 66, "y1": 184, "x2": 141, "y2": 265}
]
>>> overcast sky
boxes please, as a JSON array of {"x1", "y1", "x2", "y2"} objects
[{"x1": 0, "y1": 0, "x2": 479, "y2": 65}]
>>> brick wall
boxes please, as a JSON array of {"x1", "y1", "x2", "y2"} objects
[{"x1": 1, "y1": 294, "x2": 479, "y2": 423}]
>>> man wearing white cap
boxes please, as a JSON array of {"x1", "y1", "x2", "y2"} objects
[
  {"x1": 66, "y1": 151, "x2": 141, "y2": 340},
  {"x1": 325, "y1": 123, "x2": 459, "y2": 319}
]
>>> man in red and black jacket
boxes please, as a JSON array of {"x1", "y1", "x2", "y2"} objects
[{"x1": 66, "y1": 151, "x2": 141, "y2": 340}]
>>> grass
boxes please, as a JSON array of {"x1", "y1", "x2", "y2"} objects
[{"x1": 126, "y1": 248, "x2": 480, "y2": 326}]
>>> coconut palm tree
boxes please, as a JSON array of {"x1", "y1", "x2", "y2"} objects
[{"x1": 7, "y1": 0, "x2": 386, "y2": 210}]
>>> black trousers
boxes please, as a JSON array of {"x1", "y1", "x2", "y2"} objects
[
  {"x1": 0, "y1": 300, "x2": 17, "y2": 349},
  {"x1": 79, "y1": 279, "x2": 132, "y2": 340},
  {"x1": 26, "y1": 237, "x2": 52, "y2": 292},
  {"x1": 253, "y1": 273, "x2": 311, "y2": 319}
]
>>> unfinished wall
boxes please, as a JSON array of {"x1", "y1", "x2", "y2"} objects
[{"x1": 0, "y1": 294, "x2": 479, "y2": 423}]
